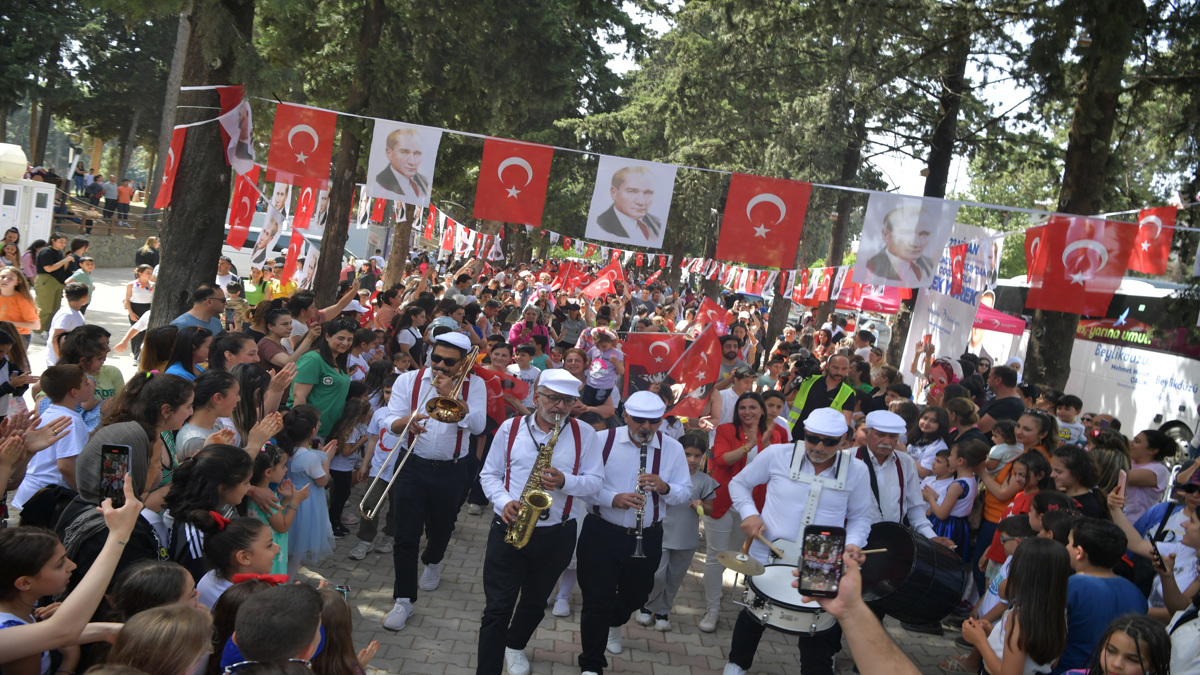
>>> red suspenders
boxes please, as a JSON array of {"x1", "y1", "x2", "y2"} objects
[
  {"x1": 503, "y1": 416, "x2": 583, "y2": 521},
  {"x1": 407, "y1": 368, "x2": 472, "y2": 458}
]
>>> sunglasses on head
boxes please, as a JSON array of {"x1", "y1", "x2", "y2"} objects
[
  {"x1": 631, "y1": 416, "x2": 662, "y2": 425},
  {"x1": 805, "y1": 433, "x2": 842, "y2": 447},
  {"x1": 429, "y1": 353, "x2": 460, "y2": 367}
]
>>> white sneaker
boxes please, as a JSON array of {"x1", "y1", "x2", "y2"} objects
[
  {"x1": 551, "y1": 597, "x2": 570, "y2": 617},
  {"x1": 376, "y1": 536, "x2": 394, "y2": 554},
  {"x1": 583, "y1": 672, "x2": 599, "y2": 675},
  {"x1": 605, "y1": 626, "x2": 622, "y2": 654},
  {"x1": 504, "y1": 647, "x2": 530, "y2": 675},
  {"x1": 723, "y1": 663, "x2": 746, "y2": 675},
  {"x1": 699, "y1": 607, "x2": 719, "y2": 633},
  {"x1": 348, "y1": 541, "x2": 373, "y2": 560},
  {"x1": 341, "y1": 512, "x2": 359, "y2": 525},
  {"x1": 654, "y1": 617, "x2": 671, "y2": 632},
  {"x1": 635, "y1": 609, "x2": 653, "y2": 626},
  {"x1": 467, "y1": 503, "x2": 483, "y2": 515},
  {"x1": 419, "y1": 562, "x2": 443, "y2": 591},
  {"x1": 383, "y1": 598, "x2": 413, "y2": 631}
]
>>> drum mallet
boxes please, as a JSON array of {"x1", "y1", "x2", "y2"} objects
[{"x1": 755, "y1": 534, "x2": 788, "y2": 560}]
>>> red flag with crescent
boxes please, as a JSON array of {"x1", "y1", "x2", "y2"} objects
[
  {"x1": 472, "y1": 138, "x2": 554, "y2": 227},
  {"x1": 694, "y1": 296, "x2": 729, "y2": 333},
  {"x1": 585, "y1": 244, "x2": 597, "y2": 258},
  {"x1": 611, "y1": 249, "x2": 622, "y2": 263},
  {"x1": 292, "y1": 186, "x2": 316, "y2": 230},
  {"x1": 225, "y1": 165, "x2": 261, "y2": 249},
  {"x1": 154, "y1": 127, "x2": 187, "y2": 209},
  {"x1": 623, "y1": 332, "x2": 686, "y2": 397},
  {"x1": 716, "y1": 173, "x2": 812, "y2": 268},
  {"x1": 1025, "y1": 215, "x2": 1137, "y2": 317},
  {"x1": 370, "y1": 198, "x2": 386, "y2": 223},
  {"x1": 1024, "y1": 225, "x2": 1048, "y2": 281},
  {"x1": 562, "y1": 236, "x2": 572, "y2": 252},
  {"x1": 1128, "y1": 206, "x2": 1176, "y2": 275},
  {"x1": 644, "y1": 269, "x2": 662, "y2": 286},
  {"x1": 266, "y1": 103, "x2": 337, "y2": 189},
  {"x1": 440, "y1": 217, "x2": 456, "y2": 253},
  {"x1": 667, "y1": 326, "x2": 723, "y2": 417},
  {"x1": 636, "y1": 253, "x2": 644, "y2": 267},
  {"x1": 949, "y1": 243, "x2": 967, "y2": 295},
  {"x1": 580, "y1": 259, "x2": 625, "y2": 298},
  {"x1": 424, "y1": 206, "x2": 436, "y2": 239},
  {"x1": 281, "y1": 230, "x2": 306, "y2": 284}
]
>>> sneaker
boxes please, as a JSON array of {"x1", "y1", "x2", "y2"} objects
[
  {"x1": 332, "y1": 524, "x2": 349, "y2": 539},
  {"x1": 376, "y1": 536, "x2": 394, "y2": 554},
  {"x1": 605, "y1": 626, "x2": 622, "y2": 654},
  {"x1": 901, "y1": 620, "x2": 944, "y2": 636},
  {"x1": 723, "y1": 664, "x2": 747, "y2": 675},
  {"x1": 635, "y1": 609, "x2": 653, "y2": 627},
  {"x1": 699, "y1": 608, "x2": 719, "y2": 633},
  {"x1": 341, "y1": 512, "x2": 359, "y2": 526},
  {"x1": 504, "y1": 647, "x2": 530, "y2": 675},
  {"x1": 348, "y1": 541, "x2": 373, "y2": 560},
  {"x1": 419, "y1": 562, "x2": 443, "y2": 591},
  {"x1": 467, "y1": 503, "x2": 482, "y2": 516},
  {"x1": 551, "y1": 597, "x2": 570, "y2": 617},
  {"x1": 654, "y1": 616, "x2": 671, "y2": 632},
  {"x1": 382, "y1": 598, "x2": 412, "y2": 631}
]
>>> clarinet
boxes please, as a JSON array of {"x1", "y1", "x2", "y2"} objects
[{"x1": 631, "y1": 431, "x2": 649, "y2": 559}]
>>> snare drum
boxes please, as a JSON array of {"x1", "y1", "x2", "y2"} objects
[{"x1": 741, "y1": 564, "x2": 836, "y2": 634}]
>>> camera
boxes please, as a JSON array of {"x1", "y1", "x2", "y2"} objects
[{"x1": 791, "y1": 355, "x2": 821, "y2": 380}]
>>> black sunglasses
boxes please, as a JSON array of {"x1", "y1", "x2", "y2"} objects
[
  {"x1": 631, "y1": 416, "x2": 662, "y2": 425},
  {"x1": 429, "y1": 354, "x2": 460, "y2": 367},
  {"x1": 806, "y1": 433, "x2": 842, "y2": 447}
]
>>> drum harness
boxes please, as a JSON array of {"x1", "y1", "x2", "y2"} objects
[{"x1": 787, "y1": 444, "x2": 855, "y2": 543}]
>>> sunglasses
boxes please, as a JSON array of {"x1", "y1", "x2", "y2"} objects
[
  {"x1": 805, "y1": 433, "x2": 842, "y2": 447},
  {"x1": 1081, "y1": 417, "x2": 1094, "y2": 423},
  {"x1": 428, "y1": 354, "x2": 460, "y2": 367},
  {"x1": 631, "y1": 416, "x2": 662, "y2": 425}
]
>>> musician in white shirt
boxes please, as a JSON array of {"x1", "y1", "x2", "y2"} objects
[
  {"x1": 379, "y1": 332, "x2": 487, "y2": 632},
  {"x1": 478, "y1": 370, "x2": 604, "y2": 675},
  {"x1": 577, "y1": 391, "x2": 692, "y2": 675},
  {"x1": 723, "y1": 408, "x2": 875, "y2": 675}
]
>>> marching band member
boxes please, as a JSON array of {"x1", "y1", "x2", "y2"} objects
[
  {"x1": 723, "y1": 408, "x2": 876, "y2": 675},
  {"x1": 381, "y1": 332, "x2": 487, "y2": 631},
  {"x1": 477, "y1": 370, "x2": 604, "y2": 675},
  {"x1": 577, "y1": 391, "x2": 691, "y2": 675}
]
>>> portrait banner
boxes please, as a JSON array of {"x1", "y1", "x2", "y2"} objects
[
  {"x1": 249, "y1": 182, "x2": 289, "y2": 268},
  {"x1": 365, "y1": 119, "x2": 443, "y2": 208},
  {"x1": 584, "y1": 155, "x2": 678, "y2": 249},
  {"x1": 853, "y1": 193, "x2": 960, "y2": 288}
]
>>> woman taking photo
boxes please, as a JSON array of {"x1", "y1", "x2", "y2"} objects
[
  {"x1": 0, "y1": 266, "x2": 41, "y2": 343},
  {"x1": 123, "y1": 264, "x2": 154, "y2": 359},
  {"x1": 290, "y1": 318, "x2": 355, "y2": 438},
  {"x1": 508, "y1": 306, "x2": 550, "y2": 349}
]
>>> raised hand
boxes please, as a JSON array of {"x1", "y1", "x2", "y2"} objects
[{"x1": 24, "y1": 416, "x2": 71, "y2": 453}]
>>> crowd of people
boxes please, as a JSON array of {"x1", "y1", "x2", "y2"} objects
[{"x1": 0, "y1": 241, "x2": 1198, "y2": 675}]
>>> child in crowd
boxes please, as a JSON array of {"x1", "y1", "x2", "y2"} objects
[
  {"x1": 225, "y1": 282, "x2": 249, "y2": 332},
  {"x1": 110, "y1": 560, "x2": 201, "y2": 620},
  {"x1": 638, "y1": 432, "x2": 719, "y2": 632},
  {"x1": 66, "y1": 256, "x2": 95, "y2": 314},
  {"x1": 984, "y1": 419, "x2": 1022, "y2": 475},
  {"x1": 529, "y1": 335, "x2": 550, "y2": 371},
  {"x1": 325, "y1": 398, "x2": 371, "y2": 539},
  {"x1": 920, "y1": 449, "x2": 955, "y2": 510},
  {"x1": 909, "y1": 406, "x2": 952, "y2": 478},
  {"x1": 46, "y1": 282, "x2": 89, "y2": 368},
  {"x1": 312, "y1": 588, "x2": 380, "y2": 675},
  {"x1": 507, "y1": 344, "x2": 539, "y2": 410},
  {"x1": 547, "y1": 344, "x2": 564, "y2": 369},
  {"x1": 1070, "y1": 615, "x2": 1171, "y2": 675},
  {"x1": 1052, "y1": 444, "x2": 1109, "y2": 519},
  {"x1": 349, "y1": 382, "x2": 398, "y2": 561},
  {"x1": 1056, "y1": 395, "x2": 1087, "y2": 445},
  {"x1": 210, "y1": 579, "x2": 274, "y2": 674},
  {"x1": 346, "y1": 329, "x2": 376, "y2": 382},
  {"x1": 1029, "y1": 491, "x2": 1078, "y2": 534},
  {"x1": 0, "y1": 528, "x2": 82, "y2": 675},
  {"x1": 195, "y1": 516, "x2": 281, "y2": 609},
  {"x1": 228, "y1": 585, "x2": 324, "y2": 668},
  {"x1": 12, "y1": 364, "x2": 91, "y2": 525},
  {"x1": 925, "y1": 440, "x2": 986, "y2": 561},
  {"x1": 362, "y1": 362, "x2": 394, "y2": 409},
  {"x1": 1041, "y1": 510, "x2": 1082, "y2": 545},
  {"x1": 976, "y1": 515, "x2": 1036, "y2": 623},
  {"x1": 248, "y1": 447, "x2": 309, "y2": 576},
  {"x1": 1123, "y1": 429, "x2": 1173, "y2": 522},
  {"x1": 107, "y1": 603, "x2": 212, "y2": 675},
  {"x1": 165, "y1": 445, "x2": 255, "y2": 581},
  {"x1": 278, "y1": 406, "x2": 336, "y2": 574},
  {"x1": 582, "y1": 328, "x2": 622, "y2": 407}
]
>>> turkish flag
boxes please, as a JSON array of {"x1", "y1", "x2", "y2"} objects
[
  {"x1": 636, "y1": 253, "x2": 645, "y2": 267},
  {"x1": 1025, "y1": 215, "x2": 1138, "y2": 317},
  {"x1": 581, "y1": 260, "x2": 625, "y2": 298},
  {"x1": 949, "y1": 243, "x2": 968, "y2": 295},
  {"x1": 667, "y1": 326, "x2": 722, "y2": 418},
  {"x1": 370, "y1": 198, "x2": 386, "y2": 223},
  {"x1": 472, "y1": 138, "x2": 554, "y2": 227},
  {"x1": 659, "y1": 255, "x2": 667, "y2": 268},
  {"x1": 1024, "y1": 225, "x2": 1048, "y2": 280},
  {"x1": 585, "y1": 244, "x2": 597, "y2": 258},
  {"x1": 563, "y1": 236, "x2": 572, "y2": 252},
  {"x1": 292, "y1": 185, "x2": 317, "y2": 229},
  {"x1": 644, "y1": 269, "x2": 662, "y2": 286},
  {"x1": 816, "y1": 267, "x2": 834, "y2": 301},
  {"x1": 1128, "y1": 206, "x2": 1176, "y2": 275},
  {"x1": 266, "y1": 103, "x2": 337, "y2": 189},
  {"x1": 424, "y1": 206, "x2": 436, "y2": 239},
  {"x1": 281, "y1": 229, "x2": 306, "y2": 284},
  {"x1": 551, "y1": 261, "x2": 574, "y2": 291},
  {"x1": 694, "y1": 296, "x2": 729, "y2": 333},
  {"x1": 716, "y1": 173, "x2": 812, "y2": 268},
  {"x1": 225, "y1": 165, "x2": 261, "y2": 249},
  {"x1": 440, "y1": 218, "x2": 456, "y2": 253},
  {"x1": 154, "y1": 127, "x2": 186, "y2": 208},
  {"x1": 623, "y1": 333, "x2": 686, "y2": 397}
]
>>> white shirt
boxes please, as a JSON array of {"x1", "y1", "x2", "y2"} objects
[
  {"x1": 197, "y1": 570, "x2": 233, "y2": 610},
  {"x1": 730, "y1": 443, "x2": 877, "y2": 564},
  {"x1": 347, "y1": 353, "x2": 369, "y2": 382},
  {"x1": 587, "y1": 427, "x2": 692, "y2": 529},
  {"x1": 46, "y1": 306, "x2": 85, "y2": 368},
  {"x1": 366, "y1": 408, "x2": 401, "y2": 478},
  {"x1": 860, "y1": 447, "x2": 937, "y2": 539},
  {"x1": 13, "y1": 405, "x2": 87, "y2": 508},
  {"x1": 386, "y1": 367, "x2": 487, "y2": 460},
  {"x1": 480, "y1": 415, "x2": 604, "y2": 525},
  {"x1": 214, "y1": 272, "x2": 238, "y2": 293}
]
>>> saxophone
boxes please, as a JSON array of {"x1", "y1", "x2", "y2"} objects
[{"x1": 505, "y1": 414, "x2": 565, "y2": 549}]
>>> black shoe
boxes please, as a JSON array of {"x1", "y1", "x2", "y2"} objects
[
  {"x1": 332, "y1": 524, "x2": 350, "y2": 539},
  {"x1": 901, "y1": 621, "x2": 944, "y2": 636}
]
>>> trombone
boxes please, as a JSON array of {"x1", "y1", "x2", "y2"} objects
[{"x1": 359, "y1": 346, "x2": 479, "y2": 520}]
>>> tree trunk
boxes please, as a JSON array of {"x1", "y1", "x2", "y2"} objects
[
  {"x1": 27, "y1": 99, "x2": 38, "y2": 162},
  {"x1": 33, "y1": 46, "x2": 58, "y2": 167},
  {"x1": 887, "y1": 26, "x2": 971, "y2": 367},
  {"x1": 117, "y1": 106, "x2": 142, "y2": 180},
  {"x1": 312, "y1": 0, "x2": 386, "y2": 307},
  {"x1": 90, "y1": 137, "x2": 104, "y2": 172},
  {"x1": 150, "y1": 0, "x2": 256, "y2": 328},
  {"x1": 147, "y1": 4, "x2": 193, "y2": 214},
  {"x1": 815, "y1": 113, "x2": 866, "y2": 320},
  {"x1": 383, "y1": 203, "x2": 415, "y2": 288},
  {"x1": 1024, "y1": 0, "x2": 1143, "y2": 388},
  {"x1": 0, "y1": 108, "x2": 7, "y2": 143}
]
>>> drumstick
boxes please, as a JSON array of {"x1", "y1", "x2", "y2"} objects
[
  {"x1": 861, "y1": 548, "x2": 887, "y2": 554},
  {"x1": 755, "y1": 534, "x2": 787, "y2": 560}
]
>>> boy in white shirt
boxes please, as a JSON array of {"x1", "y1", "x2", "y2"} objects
[
  {"x1": 506, "y1": 343, "x2": 540, "y2": 409},
  {"x1": 46, "y1": 282, "x2": 89, "y2": 369},
  {"x1": 12, "y1": 364, "x2": 93, "y2": 523}
]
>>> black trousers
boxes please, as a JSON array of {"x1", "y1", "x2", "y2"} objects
[
  {"x1": 327, "y1": 469, "x2": 352, "y2": 528},
  {"x1": 463, "y1": 424, "x2": 497, "y2": 507},
  {"x1": 129, "y1": 302, "x2": 151, "y2": 357},
  {"x1": 477, "y1": 517, "x2": 578, "y2": 675},
  {"x1": 728, "y1": 608, "x2": 842, "y2": 675},
  {"x1": 391, "y1": 453, "x2": 470, "y2": 601},
  {"x1": 577, "y1": 514, "x2": 663, "y2": 674}
]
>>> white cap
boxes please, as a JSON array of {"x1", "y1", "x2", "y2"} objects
[
  {"x1": 625, "y1": 391, "x2": 666, "y2": 418},
  {"x1": 865, "y1": 410, "x2": 906, "y2": 434},
  {"x1": 804, "y1": 408, "x2": 848, "y2": 437},
  {"x1": 538, "y1": 369, "x2": 582, "y2": 397},
  {"x1": 344, "y1": 300, "x2": 369, "y2": 313},
  {"x1": 436, "y1": 332, "x2": 472, "y2": 351}
]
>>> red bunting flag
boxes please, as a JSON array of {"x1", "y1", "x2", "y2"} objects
[
  {"x1": 1024, "y1": 225, "x2": 1048, "y2": 280},
  {"x1": 266, "y1": 103, "x2": 337, "y2": 189},
  {"x1": 440, "y1": 217, "x2": 456, "y2": 253},
  {"x1": 585, "y1": 244, "x2": 597, "y2": 257},
  {"x1": 154, "y1": 127, "x2": 187, "y2": 208},
  {"x1": 636, "y1": 253, "x2": 645, "y2": 267},
  {"x1": 581, "y1": 259, "x2": 625, "y2": 298},
  {"x1": 370, "y1": 198, "x2": 386, "y2": 223},
  {"x1": 623, "y1": 332, "x2": 686, "y2": 397},
  {"x1": 281, "y1": 229, "x2": 306, "y2": 284},
  {"x1": 716, "y1": 174, "x2": 812, "y2": 268},
  {"x1": 225, "y1": 166, "x2": 261, "y2": 249},
  {"x1": 949, "y1": 243, "x2": 968, "y2": 295},
  {"x1": 611, "y1": 249, "x2": 621, "y2": 263},
  {"x1": 1128, "y1": 206, "x2": 1177, "y2": 275},
  {"x1": 816, "y1": 267, "x2": 834, "y2": 301},
  {"x1": 292, "y1": 185, "x2": 317, "y2": 229},
  {"x1": 644, "y1": 269, "x2": 662, "y2": 286},
  {"x1": 424, "y1": 206, "x2": 436, "y2": 239},
  {"x1": 1025, "y1": 215, "x2": 1138, "y2": 317},
  {"x1": 472, "y1": 138, "x2": 554, "y2": 227}
]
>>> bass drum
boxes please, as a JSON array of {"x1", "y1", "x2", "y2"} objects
[
  {"x1": 859, "y1": 521, "x2": 968, "y2": 624},
  {"x1": 743, "y1": 565, "x2": 837, "y2": 635}
]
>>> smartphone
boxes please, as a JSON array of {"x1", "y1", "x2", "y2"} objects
[
  {"x1": 798, "y1": 525, "x2": 847, "y2": 598},
  {"x1": 1116, "y1": 469, "x2": 1128, "y2": 496},
  {"x1": 100, "y1": 444, "x2": 131, "y2": 507}
]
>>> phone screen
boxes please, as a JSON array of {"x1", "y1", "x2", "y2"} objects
[
  {"x1": 1116, "y1": 469, "x2": 1128, "y2": 496},
  {"x1": 100, "y1": 444, "x2": 131, "y2": 508},
  {"x1": 799, "y1": 525, "x2": 846, "y2": 598}
]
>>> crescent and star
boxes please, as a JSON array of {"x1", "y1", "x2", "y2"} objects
[
  {"x1": 287, "y1": 124, "x2": 320, "y2": 164},
  {"x1": 1062, "y1": 239, "x2": 1110, "y2": 285},
  {"x1": 649, "y1": 340, "x2": 671, "y2": 363},
  {"x1": 497, "y1": 157, "x2": 534, "y2": 199},
  {"x1": 1138, "y1": 215, "x2": 1162, "y2": 252},
  {"x1": 746, "y1": 192, "x2": 786, "y2": 238}
]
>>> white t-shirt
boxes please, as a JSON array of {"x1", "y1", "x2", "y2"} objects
[
  {"x1": 330, "y1": 426, "x2": 363, "y2": 472},
  {"x1": 214, "y1": 273, "x2": 239, "y2": 293},
  {"x1": 12, "y1": 406, "x2": 87, "y2": 509},
  {"x1": 366, "y1": 408, "x2": 401, "y2": 478},
  {"x1": 46, "y1": 305, "x2": 85, "y2": 368},
  {"x1": 0, "y1": 611, "x2": 50, "y2": 674},
  {"x1": 347, "y1": 353, "x2": 369, "y2": 382},
  {"x1": 506, "y1": 364, "x2": 539, "y2": 408}
]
